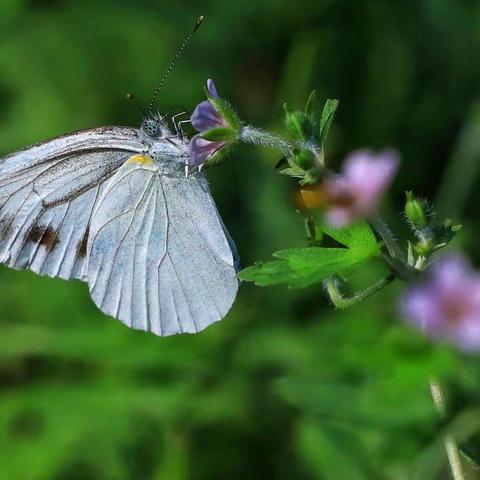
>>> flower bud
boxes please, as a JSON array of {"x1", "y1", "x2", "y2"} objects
[
  {"x1": 292, "y1": 148, "x2": 315, "y2": 170},
  {"x1": 404, "y1": 191, "x2": 428, "y2": 229}
]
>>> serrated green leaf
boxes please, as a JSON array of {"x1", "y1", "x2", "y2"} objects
[
  {"x1": 320, "y1": 98, "x2": 339, "y2": 143},
  {"x1": 321, "y1": 220, "x2": 378, "y2": 251},
  {"x1": 238, "y1": 221, "x2": 379, "y2": 288}
]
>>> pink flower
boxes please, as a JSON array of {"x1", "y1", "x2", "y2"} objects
[
  {"x1": 323, "y1": 150, "x2": 399, "y2": 227},
  {"x1": 401, "y1": 254, "x2": 480, "y2": 352}
]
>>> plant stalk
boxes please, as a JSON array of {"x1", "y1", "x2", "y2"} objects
[
  {"x1": 324, "y1": 273, "x2": 396, "y2": 309},
  {"x1": 369, "y1": 215, "x2": 418, "y2": 280},
  {"x1": 239, "y1": 125, "x2": 293, "y2": 156},
  {"x1": 429, "y1": 377, "x2": 466, "y2": 480}
]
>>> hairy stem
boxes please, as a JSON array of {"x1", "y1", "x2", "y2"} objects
[
  {"x1": 370, "y1": 215, "x2": 404, "y2": 260},
  {"x1": 429, "y1": 377, "x2": 466, "y2": 480},
  {"x1": 239, "y1": 125, "x2": 293, "y2": 156},
  {"x1": 369, "y1": 216, "x2": 418, "y2": 280},
  {"x1": 324, "y1": 273, "x2": 396, "y2": 309}
]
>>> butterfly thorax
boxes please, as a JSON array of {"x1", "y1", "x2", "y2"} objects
[{"x1": 137, "y1": 115, "x2": 189, "y2": 175}]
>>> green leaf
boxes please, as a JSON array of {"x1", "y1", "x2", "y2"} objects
[
  {"x1": 319, "y1": 98, "x2": 339, "y2": 144},
  {"x1": 278, "y1": 165, "x2": 306, "y2": 178},
  {"x1": 321, "y1": 221, "x2": 378, "y2": 252},
  {"x1": 283, "y1": 103, "x2": 310, "y2": 141},
  {"x1": 238, "y1": 221, "x2": 380, "y2": 288},
  {"x1": 305, "y1": 89, "x2": 321, "y2": 123},
  {"x1": 299, "y1": 171, "x2": 320, "y2": 185}
]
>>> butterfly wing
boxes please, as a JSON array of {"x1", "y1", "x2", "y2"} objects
[
  {"x1": 87, "y1": 159, "x2": 239, "y2": 336},
  {"x1": 0, "y1": 127, "x2": 145, "y2": 280}
]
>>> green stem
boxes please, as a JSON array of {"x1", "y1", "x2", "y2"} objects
[
  {"x1": 369, "y1": 215, "x2": 417, "y2": 281},
  {"x1": 369, "y1": 215, "x2": 404, "y2": 260},
  {"x1": 239, "y1": 125, "x2": 293, "y2": 156},
  {"x1": 324, "y1": 273, "x2": 396, "y2": 309},
  {"x1": 429, "y1": 377, "x2": 466, "y2": 480}
]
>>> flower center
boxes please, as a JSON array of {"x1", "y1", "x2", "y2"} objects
[{"x1": 441, "y1": 294, "x2": 470, "y2": 324}]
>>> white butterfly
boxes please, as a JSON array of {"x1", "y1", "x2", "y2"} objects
[{"x1": 0, "y1": 116, "x2": 239, "y2": 336}]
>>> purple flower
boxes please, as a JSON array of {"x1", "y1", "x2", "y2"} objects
[
  {"x1": 323, "y1": 150, "x2": 399, "y2": 227},
  {"x1": 206, "y1": 78, "x2": 219, "y2": 98},
  {"x1": 189, "y1": 79, "x2": 230, "y2": 166},
  {"x1": 189, "y1": 136, "x2": 226, "y2": 167},
  {"x1": 401, "y1": 254, "x2": 480, "y2": 352}
]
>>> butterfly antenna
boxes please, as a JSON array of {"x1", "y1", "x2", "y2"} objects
[
  {"x1": 147, "y1": 15, "x2": 204, "y2": 116},
  {"x1": 126, "y1": 93, "x2": 148, "y2": 118}
]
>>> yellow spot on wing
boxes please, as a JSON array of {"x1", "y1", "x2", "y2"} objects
[{"x1": 127, "y1": 154, "x2": 154, "y2": 165}]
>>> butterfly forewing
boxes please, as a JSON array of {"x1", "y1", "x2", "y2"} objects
[
  {"x1": 87, "y1": 160, "x2": 239, "y2": 336},
  {"x1": 0, "y1": 127, "x2": 145, "y2": 280}
]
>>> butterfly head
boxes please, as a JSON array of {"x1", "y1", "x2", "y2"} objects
[{"x1": 141, "y1": 114, "x2": 171, "y2": 139}]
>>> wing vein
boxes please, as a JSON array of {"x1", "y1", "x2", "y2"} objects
[
  {"x1": 98, "y1": 176, "x2": 155, "y2": 313},
  {"x1": 170, "y1": 221, "x2": 222, "y2": 318}
]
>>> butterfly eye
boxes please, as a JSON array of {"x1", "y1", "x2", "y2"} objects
[{"x1": 142, "y1": 119, "x2": 161, "y2": 138}]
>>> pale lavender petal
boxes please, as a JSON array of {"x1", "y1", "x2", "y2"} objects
[
  {"x1": 470, "y1": 279, "x2": 480, "y2": 308},
  {"x1": 431, "y1": 255, "x2": 472, "y2": 293},
  {"x1": 190, "y1": 100, "x2": 226, "y2": 131},
  {"x1": 207, "y1": 78, "x2": 219, "y2": 97},
  {"x1": 454, "y1": 320, "x2": 480, "y2": 352},
  {"x1": 343, "y1": 150, "x2": 399, "y2": 214},
  {"x1": 401, "y1": 286, "x2": 442, "y2": 331},
  {"x1": 321, "y1": 150, "x2": 399, "y2": 227},
  {"x1": 400, "y1": 254, "x2": 480, "y2": 352},
  {"x1": 188, "y1": 134, "x2": 225, "y2": 166}
]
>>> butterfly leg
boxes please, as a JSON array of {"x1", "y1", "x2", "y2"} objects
[
  {"x1": 171, "y1": 111, "x2": 188, "y2": 138},
  {"x1": 176, "y1": 120, "x2": 191, "y2": 141}
]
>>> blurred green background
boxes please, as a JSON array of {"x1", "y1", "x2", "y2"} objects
[{"x1": 1, "y1": 1, "x2": 480, "y2": 479}]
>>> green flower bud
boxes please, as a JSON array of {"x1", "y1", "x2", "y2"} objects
[
  {"x1": 292, "y1": 148, "x2": 315, "y2": 170},
  {"x1": 405, "y1": 191, "x2": 428, "y2": 229}
]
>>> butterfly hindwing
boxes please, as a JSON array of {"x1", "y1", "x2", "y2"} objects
[
  {"x1": 87, "y1": 159, "x2": 239, "y2": 336},
  {"x1": 0, "y1": 127, "x2": 145, "y2": 280}
]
